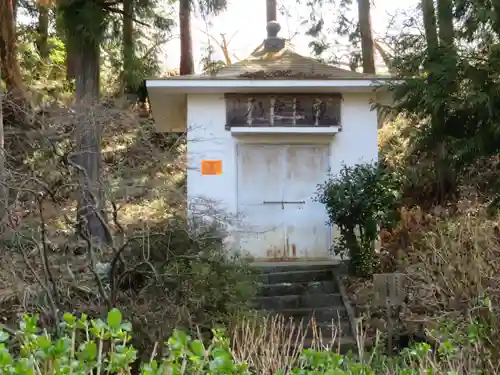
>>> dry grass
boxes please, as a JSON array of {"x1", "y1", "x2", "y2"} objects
[
  {"x1": 228, "y1": 311, "x2": 500, "y2": 374},
  {"x1": 347, "y1": 202, "x2": 500, "y2": 366},
  {"x1": 230, "y1": 313, "x2": 344, "y2": 374},
  {"x1": 403, "y1": 207, "x2": 500, "y2": 308}
]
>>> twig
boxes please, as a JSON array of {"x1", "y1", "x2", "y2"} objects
[
  {"x1": 37, "y1": 195, "x2": 61, "y2": 310},
  {"x1": 17, "y1": 235, "x2": 60, "y2": 330},
  {"x1": 96, "y1": 330, "x2": 104, "y2": 375},
  {"x1": 102, "y1": 4, "x2": 151, "y2": 27},
  {"x1": 79, "y1": 227, "x2": 112, "y2": 310}
]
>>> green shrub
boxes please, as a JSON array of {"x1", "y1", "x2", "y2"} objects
[
  {"x1": 121, "y1": 216, "x2": 258, "y2": 348},
  {"x1": 315, "y1": 162, "x2": 400, "y2": 278}
]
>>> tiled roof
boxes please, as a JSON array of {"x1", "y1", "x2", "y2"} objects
[{"x1": 158, "y1": 41, "x2": 390, "y2": 81}]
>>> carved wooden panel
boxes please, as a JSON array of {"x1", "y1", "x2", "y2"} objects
[{"x1": 225, "y1": 94, "x2": 341, "y2": 128}]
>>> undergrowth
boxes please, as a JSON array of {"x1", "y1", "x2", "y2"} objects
[
  {"x1": 0, "y1": 102, "x2": 257, "y2": 358},
  {"x1": 327, "y1": 117, "x2": 500, "y2": 373},
  {"x1": 0, "y1": 215, "x2": 257, "y2": 358},
  {"x1": 2, "y1": 308, "x2": 498, "y2": 374}
]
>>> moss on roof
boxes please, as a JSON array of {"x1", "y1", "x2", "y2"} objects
[{"x1": 160, "y1": 41, "x2": 389, "y2": 81}]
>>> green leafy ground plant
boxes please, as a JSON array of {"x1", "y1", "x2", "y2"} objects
[
  {"x1": 0, "y1": 309, "x2": 496, "y2": 374},
  {"x1": 0, "y1": 309, "x2": 248, "y2": 375}
]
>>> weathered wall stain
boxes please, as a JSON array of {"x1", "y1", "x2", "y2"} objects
[{"x1": 264, "y1": 236, "x2": 299, "y2": 261}]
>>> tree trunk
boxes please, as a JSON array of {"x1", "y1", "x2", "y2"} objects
[
  {"x1": 64, "y1": 11, "x2": 110, "y2": 244},
  {"x1": 0, "y1": 69, "x2": 6, "y2": 234},
  {"x1": 122, "y1": 0, "x2": 134, "y2": 93},
  {"x1": 490, "y1": 1, "x2": 500, "y2": 37},
  {"x1": 0, "y1": 0, "x2": 24, "y2": 98},
  {"x1": 54, "y1": 9, "x2": 77, "y2": 81},
  {"x1": 12, "y1": 0, "x2": 16, "y2": 24},
  {"x1": 36, "y1": 4, "x2": 50, "y2": 60},
  {"x1": 436, "y1": 0, "x2": 457, "y2": 202},
  {"x1": 73, "y1": 40, "x2": 110, "y2": 245},
  {"x1": 422, "y1": 0, "x2": 456, "y2": 203},
  {"x1": 179, "y1": 0, "x2": 194, "y2": 75},
  {"x1": 373, "y1": 40, "x2": 396, "y2": 74},
  {"x1": 421, "y1": 0, "x2": 438, "y2": 54},
  {"x1": 436, "y1": 0, "x2": 454, "y2": 48},
  {"x1": 74, "y1": 44, "x2": 100, "y2": 101},
  {"x1": 357, "y1": 0, "x2": 375, "y2": 74},
  {"x1": 436, "y1": 0, "x2": 457, "y2": 77},
  {"x1": 220, "y1": 34, "x2": 231, "y2": 65},
  {"x1": 421, "y1": 0, "x2": 443, "y2": 201},
  {"x1": 66, "y1": 42, "x2": 78, "y2": 80}
]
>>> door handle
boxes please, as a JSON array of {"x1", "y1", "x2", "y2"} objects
[
  {"x1": 283, "y1": 201, "x2": 306, "y2": 204},
  {"x1": 263, "y1": 200, "x2": 306, "y2": 209},
  {"x1": 262, "y1": 201, "x2": 306, "y2": 204},
  {"x1": 263, "y1": 201, "x2": 283, "y2": 209}
]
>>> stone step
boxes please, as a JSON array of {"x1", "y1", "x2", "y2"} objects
[
  {"x1": 278, "y1": 335, "x2": 357, "y2": 355},
  {"x1": 263, "y1": 307, "x2": 348, "y2": 321},
  {"x1": 282, "y1": 319, "x2": 352, "y2": 338},
  {"x1": 253, "y1": 264, "x2": 339, "y2": 274},
  {"x1": 305, "y1": 320, "x2": 352, "y2": 338},
  {"x1": 253, "y1": 293, "x2": 344, "y2": 310},
  {"x1": 258, "y1": 269, "x2": 333, "y2": 284},
  {"x1": 301, "y1": 336, "x2": 358, "y2": 354},
  {"x1": 258, "y1": 280, "x2": 339, "y2": 297}
]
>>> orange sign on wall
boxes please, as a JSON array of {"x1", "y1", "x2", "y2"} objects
[{"x1": 201, "y1": 160, "x2": 223, "y2": 175}]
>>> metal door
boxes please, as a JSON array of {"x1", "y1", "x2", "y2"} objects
[
  {"x1": 236, "y1": 144, "x2": 331, "y2": 261},
  {"x1": 237, "y1": 144, "x2": 286, "y2": 259},
  {"x1": 283, "y1": 145, "x2": 331, "y2": 259}
]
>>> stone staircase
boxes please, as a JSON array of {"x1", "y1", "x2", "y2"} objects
[{"x1": 252, "y1": 264, "x2": 357, "y2": 353}]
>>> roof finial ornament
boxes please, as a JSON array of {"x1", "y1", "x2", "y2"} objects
[
  {"x1": 266, "y1": 20, "x2": 281, "y2": 38},
  {"x1": 263, "y1": 0, "x2": 284, "y2": 52}
]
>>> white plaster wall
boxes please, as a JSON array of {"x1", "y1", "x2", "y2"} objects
[
  {"x1": 330, "y1": 93, "x2": 379, "y2": 174},
  {"x1": 186, "y1": 92, "x2": 379, "y2": 235},
  {"x1": 186, "y1": 94, "x2": 237, "y2": 218}
]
